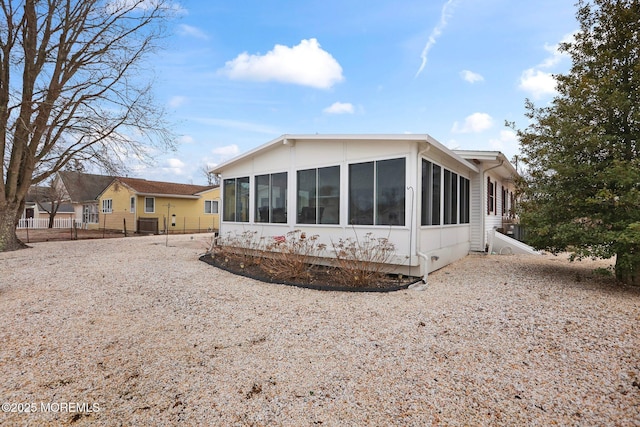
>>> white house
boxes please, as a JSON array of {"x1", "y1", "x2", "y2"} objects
[{"x1": 211, "y1": 134, "x2": 521, "y2": 279}]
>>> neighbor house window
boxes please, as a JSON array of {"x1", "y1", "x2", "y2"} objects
[
  {"x1": 102, "y1": 199, "x2": 112, "y2": 214},
  {"x1": 421, "y1": 160, "x2": 441, "y2": 226},
  {"x1": 502, "y1": 186, "x2": 507, "y2": 215},
  {"x1": 297, "y1": 166, "x2": 339, "y2": 224},
  {"x1": 487, "y1": 177, "x2": 494, "y2": 214},
  {"x1": 130, "y1": 197, "x2": 136, "y2": 213},
  {"x1": 144, "y1": 197, "x2": 155, "y2": 213},
  {"x1": 204, "y1": 200, "x2": 218, "y2": 214},
  {"x1": 444, "y1": 170, "x2": 458, "y2": 225},
  {"x1": 255, "y1": 172, "x2": 287, "y2": 223},
  {"x1": 223, "y1": 177, "x2": 249, "y2": 222},
  {"x1": 459, "y1": 177, "x2": 470, "y2": 224},
  {"x1": 349, "y1": 158, "x2": 405, "y2": 226},
  {"x1": 84, "y1": 204, "x2": 98, "y2": 223}
]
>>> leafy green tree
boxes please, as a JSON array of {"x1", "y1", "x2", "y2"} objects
[
  {"x1": 516, "y1": 0, "x2": 640, "y2": 285},
  {"x1": 0, "y1": 0, "x2": 175, "y2": 251}
]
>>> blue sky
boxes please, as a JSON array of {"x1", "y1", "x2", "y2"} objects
[{"x1": 138, "y1": 0, "x2": 579, "y2": 184}]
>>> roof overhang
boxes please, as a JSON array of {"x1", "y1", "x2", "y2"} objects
[
  {"x1": 453, "y1": 150, "x2": 519, "y2": 179},
  {"x1": 211, "y1": 134, "x2": 480, "y2": 174},
  {"x1": 135, "y1": 193, "x2": 200, "y2": 199}
]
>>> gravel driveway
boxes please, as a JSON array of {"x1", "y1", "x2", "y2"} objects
[{"x1": 0, "y1": 234, "x2": 638, "y2": 426}]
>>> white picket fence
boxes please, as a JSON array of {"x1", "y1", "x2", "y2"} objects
[{"x1": 17, "y1": 217, "x2": 77, "y2": 229}]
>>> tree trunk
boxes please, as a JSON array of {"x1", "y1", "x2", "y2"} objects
[
  {"x1": 615, "y1": 251, "x2": 640, "y2": 286},
  {"x1": 0, "y1": 203, "x2": 28, "y2": 251}
]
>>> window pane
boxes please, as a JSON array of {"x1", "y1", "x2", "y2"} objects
[
  {"x1": 271, "y1": 172, "x2": 287, "y2": 223},
  {"x1": 145, "y1": 197, "x2": 154, "y2": 213},
  {"x1": 318, "y1": 166, "x2": 340, "y2": 224},
  {"x1": 421, "y1": 160, "x2": 433, "y2": 226},
  {"x1": 376, "y1": 158, "x2": 405, "y2": 225},
  {"x1": 432, "y1": 164, "x2": 441, "y2": 225},
  {"x1": 451, "y1": 172, "x2": 458, "y2": 224},
  {"x1": 444, "y1": 170, "x2": 458, "y2": 224},
  {"x1": 349, "y1": 162, "x2": 374, "y2": 225},
  {"x1": 223, "y1": 178, "x2": 235, "y2": 221},
  {"x1": 297, "y1": 169, "x2": 316, "y2": 224},
  {"x1": 460, "y1": 177, "x2": 470, "y2": 224},
  {"x1": 205, "y1": 200, "x2": 218, "y2": 214},
  {"x1": 255, "y1": 174, "x2": 270, "y2": 223},
  {"x1": 236, "y1": 177, "x2": 250, "y2": 222}
]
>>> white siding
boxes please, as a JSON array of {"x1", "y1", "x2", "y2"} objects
[{"x1": 469, "y1": 172, "x2": 484, "y2": 251}]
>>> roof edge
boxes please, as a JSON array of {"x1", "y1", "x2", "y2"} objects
[{"x1": 211, "y1": 133, "x2": 481, "y2": 174}]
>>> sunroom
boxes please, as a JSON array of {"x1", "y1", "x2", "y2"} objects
[{"x1": 211, "y1": 134, "x2": 493, "y2": 277}]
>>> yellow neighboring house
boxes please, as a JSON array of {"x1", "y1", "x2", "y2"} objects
[{"x1": 97, "y1": 177, "x2": 219, "y2": 234}]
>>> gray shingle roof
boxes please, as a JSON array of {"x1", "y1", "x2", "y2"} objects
[{"x1": 57, "y1": 171, "x2": 115, "y2": 203}]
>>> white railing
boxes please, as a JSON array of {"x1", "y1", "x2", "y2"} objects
[{"x1": 17, "y1": 217, "x2": 76, "y2": 229}]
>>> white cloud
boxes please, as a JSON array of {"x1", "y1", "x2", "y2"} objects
[
  {"x1": 193, "y1": 117, "x2": 279, "y2": 134},
  {"x1": 323, "y1": 102, "x2": 354, "y2": 114},
  {"x1": 518, "y1": 69, "x2": 558, "y2": 99},
  {"x1": 519, "y1": 32, "x2": 574, "y2": 99},
  {"x1": 489, "y1": 129, "x2": 518, "y2": 151},
  {"x1": 460, "y1": 70, "x2": 484, "y2": 83},
  {"x1": 178, "y1": 24, "x2": 208, "y2": 40},
  {"x1": 211, "y1": 144, "x2": 240, "y2": 157},
  {"x1": 451, "y1": 113, "x2": 493, "y2": 133},
  {"x1": 168, "y1": 96, "x2": 187, "y2": 108},
  {"x1": 161, "y1": 158, "x2": 186, "y2": 176},
  {"x1": 178, "y1": 135, "x2": 194, "y2": 144},
  {"x1": 167, "y1": 158, "x2": 185, "y2": 168},
  {"x1": 539, "y1": 32, "x2": 575, "y2": 68},
  {"x1": 219, "y1": 38, "x2": 344, "y2": 89},
  {"x1": 452, "y1": 112, "x2": 493, "y2": 134},
  {"x1": 204, "y1": 144, "x2": 241, "y2": 170},
  {"x1": 416, "y1": 0, "x2": 459, "y2": 77}
]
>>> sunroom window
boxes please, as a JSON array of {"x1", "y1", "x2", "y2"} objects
[
  {"x1": 223, "y1": 177, "x2": 249, "y2": 222},
  {"x1": 256, "y1": 172, "x2": 287, "y2": 223},
  {"x1": 349, "y1": 158, "x2": 405, "y2": 226},
  {"x1": 297, "y1": 166, "x2": 339, "y2": 224},
  {"x1": 421, "y1": 160, "x2": 441, "y2": 226}
]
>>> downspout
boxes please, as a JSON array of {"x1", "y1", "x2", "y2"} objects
[
  {"x1": 417, "y1": 251, "x2": 429, "y2": 284},
  {"x1": 417, "y1": 252, "x2": 440, "y2": 284},
  {"x1": 482, "y1": 159, "x2": 504, "y2": 252}
]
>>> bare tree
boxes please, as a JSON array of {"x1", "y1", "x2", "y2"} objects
[
  {"x1": 33, "y1": 181, "x2": 65, "y2": 228},
  {"x1": 201, "y1": 165, "x2": 220, "y2": 186},
  {"x1": 0, "y1": 0, "x2": 176, "y2": 251}
]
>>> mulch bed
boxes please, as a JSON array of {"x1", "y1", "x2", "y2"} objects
[{"x1": 199, "y1": 253, "x2": 420, "y2": 292}]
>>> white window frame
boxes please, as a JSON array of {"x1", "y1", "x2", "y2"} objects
[
  {"x1": 204, "y1": 200, "x2": 218, "y2": 214},
  {"x1": 102, "y1": 199, "x2": 113, "y2": 214},
  {"x1": 144, "y1": 197, "x2": 155, "y2": 213},
  {"x1": 130, "y1": 196, "x2": 136, "y2": 213}
]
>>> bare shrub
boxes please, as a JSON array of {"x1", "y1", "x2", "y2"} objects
[
  {"x1": 261, "y1": 230, "x2": 326, "y2": 282},
  {"x1": 330, "y1": 232, "x2": 397, "y2": 287},
  {"x1": 215, "y1": 230, "x2": 266, "y2": 268}
]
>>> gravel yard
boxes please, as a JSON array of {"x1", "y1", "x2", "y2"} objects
[{"x1": 0, "y1": 234, "x2": 638, "y2": 426}]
